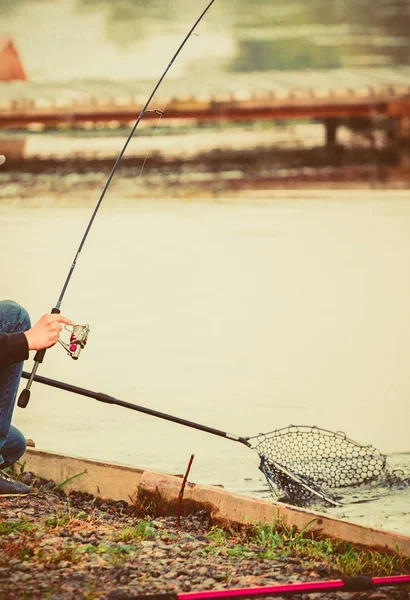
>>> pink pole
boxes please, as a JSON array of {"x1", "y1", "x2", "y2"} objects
[{"x1": 177, "y1": 575, "x2": 410, "y2": 600}]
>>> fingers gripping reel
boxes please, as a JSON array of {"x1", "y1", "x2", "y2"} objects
[{"x1": 58, "y1": 324, "x2": 90, "y2": 360}]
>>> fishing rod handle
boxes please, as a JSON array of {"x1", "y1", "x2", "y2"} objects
[{"x1": 17, "y1": 307, "x2": 60, "y2": 409}]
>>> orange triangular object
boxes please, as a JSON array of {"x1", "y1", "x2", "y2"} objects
[{"x1": 0, "y1": 38, "x2": 26, "y2": 81}]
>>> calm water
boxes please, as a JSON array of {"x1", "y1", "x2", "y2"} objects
[{"x1": 0, "y1": 190, "x2": 409, "y2": 534}]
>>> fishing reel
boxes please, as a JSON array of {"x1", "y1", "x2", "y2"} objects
[{"x1": 58, "y1": 323, "x2": 90, "y2": 360}]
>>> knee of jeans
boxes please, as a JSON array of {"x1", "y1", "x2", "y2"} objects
[
  {"x1": 1, "y1": 426, "x2": 27, "y2": 465},
  {"x1": 18, "y1": 305, "x2": 31, "y2": 331},
  {"x1": 0, "y1": 300, "x2": 31, "y2": 331}
]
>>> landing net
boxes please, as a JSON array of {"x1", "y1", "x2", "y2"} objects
[{"x1": 248, "y1": 426, "x2": 389, "y2": 506}]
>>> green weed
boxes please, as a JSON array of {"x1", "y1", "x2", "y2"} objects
[
  {"x1": 119, "y1": 520, "x2": 158, "y2": 543},
  {"x1": 0, "y1": 519, "x2": 35, "y2": 535},
  {"x1": 51, "y1": 470, "x2": 86, "y2": 491},
  {"x1": 202, "y1": 520, "x2": 410, "y2": 577}
]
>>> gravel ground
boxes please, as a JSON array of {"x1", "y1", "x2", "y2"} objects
[{"x1": 0, "y1": 473, "x2": 409, "y2": 600}]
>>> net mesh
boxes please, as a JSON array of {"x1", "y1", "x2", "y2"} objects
[{"x1": 248, "y1": 425, "x2": 388, "y2": 506}]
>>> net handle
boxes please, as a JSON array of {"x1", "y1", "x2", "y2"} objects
[{"x1": 20, "y1": 371, "x2": 345, "y2": 506}]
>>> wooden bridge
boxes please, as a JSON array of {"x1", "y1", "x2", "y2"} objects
[{"x1": 1, "y1": 67, "x2": 410, "y2": 142}]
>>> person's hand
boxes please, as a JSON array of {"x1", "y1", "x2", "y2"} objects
[{"x1": 24, "y1": 314, "x2": 72, "y2": 351}]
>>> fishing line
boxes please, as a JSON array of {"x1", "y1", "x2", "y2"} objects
[
  {"x1": 135, "y1": 104, "x2": 168, "y2": 188},
  {"x1": 18, "y1": 0, "x2": 218, "y2": 409}
]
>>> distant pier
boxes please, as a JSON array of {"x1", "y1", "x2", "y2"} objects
[
  {"x1": 2, "y1": 67, "x2": 410, "y2": 189},
  {"x1": 1, "y1": 68, "x2": 410, "y2": 145}
]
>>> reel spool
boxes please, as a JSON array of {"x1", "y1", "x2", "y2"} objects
[{"x1": 58, "y1": 324, "x2": 90, "y2": 360}]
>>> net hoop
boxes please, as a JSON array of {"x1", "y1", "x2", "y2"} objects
[{"x1": 248, "y1": 425, "x2": 388, "y2": 505}]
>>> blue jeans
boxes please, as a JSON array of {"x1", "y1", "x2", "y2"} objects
[{"x1": 0, "y1": 300, "x2": 30, "y2": 468}]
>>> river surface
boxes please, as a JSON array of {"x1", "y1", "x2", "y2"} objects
[{"x1": 0, "y1": 188, "x2": 409, "y2": 535}]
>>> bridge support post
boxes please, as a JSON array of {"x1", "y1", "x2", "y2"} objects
[
  {"x1": 396, "y1": 117, "x2": 410, "y2": 143},
  {"x1": 325, "y1": 119, "x2": 339, "y2": 146}
]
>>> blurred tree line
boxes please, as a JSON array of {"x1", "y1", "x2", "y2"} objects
[
  {"x1": 74, "y1": 0, "x2": 410, "y2": 70},
  {"x1": 1, "y1": 0, "x2": 409, "y2": 71}
]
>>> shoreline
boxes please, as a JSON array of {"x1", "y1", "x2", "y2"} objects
[
  {"x1": 21, "y1": 448, "x2": 410, "y2": 557},
  {"x1": 0, "y1": 468, "x2": 409, "y2": 600}
]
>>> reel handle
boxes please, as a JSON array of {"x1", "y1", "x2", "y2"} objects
[{"x1": 17, "y1": 308, "x2": 60, "y2": 409}]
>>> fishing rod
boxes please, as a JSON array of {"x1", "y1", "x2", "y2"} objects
[
  {"x1": 17, "y1": 0, "x2": 218, "y2": 410},
  {"x1": 137, "y1": 575, "x2": 410, "y2": 599},
  {"x1": 21, "y1": 371, "x2": 393, "y2": 507}
]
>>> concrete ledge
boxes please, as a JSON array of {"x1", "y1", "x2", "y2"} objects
[
  {"x1": 23, "y1": 448, "x2": 146, "y2": 501},
  {"x1": 22, "y1": 447, "x2": 410, "y2": 557}
]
